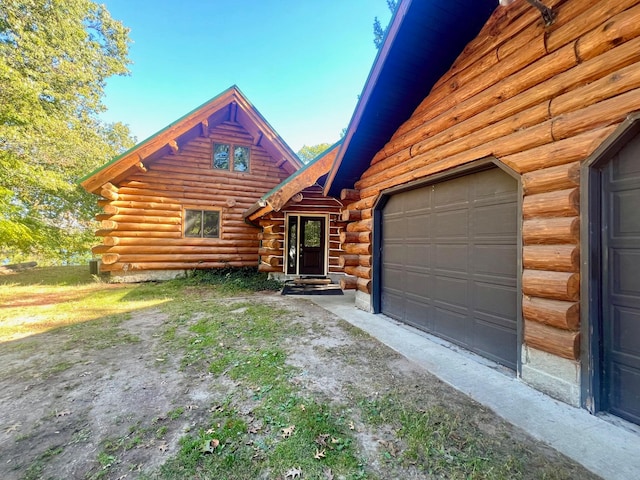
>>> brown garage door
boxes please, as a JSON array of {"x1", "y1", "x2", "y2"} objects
[
  {"x1": 601, "y1": 132, "x2": 640, "y2": 425},
  {"x1": 381, "y1": 167, "x2": 518, "y2": 369}
]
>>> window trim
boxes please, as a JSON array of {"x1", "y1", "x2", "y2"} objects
[
  {"x1": 212, "y1": 142, "x2": 251, "y2": 173},
  {"x1": 183, "y1": 207, "x2": 222, "y2": 239}
]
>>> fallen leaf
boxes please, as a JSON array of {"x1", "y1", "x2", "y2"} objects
[
  {"x1": 281, "y1": 425, "x2": 295, "y2": 439},
  {"x1": 4, "y1": 423, "x2": 21, "y2": 434},
  {"x1": 201, "y1": 438, "x2": 220, "y2": 453},
  {"x1": 314, "y1": 448, "x2": 326, "y2": 460},
  {"x1": 315, "y1": 433, "x2": 329, "y2": 447},
  {"x1": 186, "y1": 404, "x2": 198, "y2": 410},
  {"x1": 284, "y1": 467, "x2": 302, "y2": 479},
  {"x1": 348, "y1": 421, "x2": 355, "y2": 430},
  {"x1": 323, "y1": 467, "x2": 334, "y2": 480},
  {"x1": 206, "y1": 428, "x2": 215, "y2": 435}
]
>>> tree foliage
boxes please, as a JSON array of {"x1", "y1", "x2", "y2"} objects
[
  {"x1": 297, "y1": 143, "x2": 332, "y2": 164},
  {"x1": 0, "y1": 0, "x2": 135, "y2": 264},
  {"x1": 373, "y1": 0, "x2": 399, "y2": 50}
]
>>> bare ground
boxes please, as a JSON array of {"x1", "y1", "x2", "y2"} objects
[{"x1": 0, "y1": 293, "x2": 599, "y2": 479}]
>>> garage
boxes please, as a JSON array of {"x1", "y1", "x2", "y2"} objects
[
  {"x1": 380, "y1": 167, "x2": 518, "y2": 369},
  {"x1": 599, "y1": 131, "x2": 640, "y2": 426}
]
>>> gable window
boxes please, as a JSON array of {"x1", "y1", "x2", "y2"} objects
[
  {"x1": 213, "y1": 143, "x2": 250, "y2": 172},
  {"x1": 184, "y1": 209, "x2": 220, "y2": 238}
]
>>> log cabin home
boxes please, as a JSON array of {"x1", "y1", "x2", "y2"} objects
[
  {"x1": 325, "y1": 0, "x2": 640, "y2": 426},
  {"x1": 81, "y1": 86, "x2": 299, "y2": 280}
]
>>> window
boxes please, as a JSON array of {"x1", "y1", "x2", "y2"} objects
[
  {"x1": 213, "y1": 143, "x2": 250, "y2": 172},
  {"x1": 185, "y1": 209, "x2": 220, "y2": 238}
]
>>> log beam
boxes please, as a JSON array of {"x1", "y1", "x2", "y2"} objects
[
  {"x1": 523, "y1": 296, "x2": 579, "y2": 331},
  {"x1": 340, "y1": 189, "x2": 361, "y2": 202},
  {"x1": 523, "y1": 188, "x2": 579, "y2": 219},
  {"x1": 342, "y1": 243, "x2": 371, "y2": 255},
  {"x1": 522, "y1": 269, "x2": 580, "y2": 302},
  {"x1": 523, "y1": 216, "x2": 580, "y2": 245},
  {"x1": 340, "y1": 231, "x2": 371, "y2": 244},
  {"x1": 525, "y1": 320, "x2": 580, "y2": 360},
  {"x1": 340, "y1": 276, "x2": 357, "y2": 290},
  {"x1": 344, "y1": 265, "x2": 371, "y2": 279},
  {"x1": 523, "y1": 244, "x2": 579, "y2": 272}
]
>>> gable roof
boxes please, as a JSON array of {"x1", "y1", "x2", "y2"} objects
[
  {"x1": 81, "y1": 85, "x2": 302, "y2": 194},
  {"x1": 244, "y1": 140, "x2": 343, "y2": 222},
  {"x1": 324, "y1": 0, "x2": 496, "y2": 196}
]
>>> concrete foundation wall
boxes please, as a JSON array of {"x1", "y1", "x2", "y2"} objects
[
  {"x1": 521, "y1": 346, "x2": 581, "y2": 407},
  {"x1": 107, "y1": 270, "x2": 187, "y2": 284},
  {"x1": 355, "y1": 291, "x2": 373, "y2": 312}
]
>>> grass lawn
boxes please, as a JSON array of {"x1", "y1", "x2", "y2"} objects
[{"x1": 0, "y1": 266, "x2": 597, "y2": 480}]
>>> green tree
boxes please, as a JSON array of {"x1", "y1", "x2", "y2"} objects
[
  {"x1": 0, "y1": 0, "x2": 134, "y2": 264},
  {"x1": 297, "y1": 143, "x2": 332, "y2": 164},
  {"x1": 373, "y1": 0, "x2": 398, "y2": 49}
]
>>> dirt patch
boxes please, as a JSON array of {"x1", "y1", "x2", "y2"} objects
[{"x1": 0, "y1": 294, "x2": 598, "y2": 479}]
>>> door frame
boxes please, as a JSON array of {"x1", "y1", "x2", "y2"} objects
[
  {"x1": 284, "y1": 213, "x2": 329, "y2": 276},
  {"x1": 581, "y1": 112, "x2": 640, "y2": 414},
  {"x1": 371, "y1": 157, "x2": 523, "y2": 373}
]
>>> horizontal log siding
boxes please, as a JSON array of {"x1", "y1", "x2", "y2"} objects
[
  {"x1": 95, "y1": 123, "x2": 291, "y2": 273},
  {"x1": 260, "y1": 185, "x2": 346, "y2": 274},
  {"x1": 345, "y1": 0, "x2": 640, "y2": 359}
]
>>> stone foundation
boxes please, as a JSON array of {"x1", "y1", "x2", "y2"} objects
[{"x1": 520, "y1": 346, "x2": 581, "y2": 407}]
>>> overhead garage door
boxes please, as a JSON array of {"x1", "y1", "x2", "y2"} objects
[
  {"x1": 601, "y1": 132, "x2": 640, "y2": 426},
  {"x1": 381, "y1": 167, "x2": 518, "y2": 369}
]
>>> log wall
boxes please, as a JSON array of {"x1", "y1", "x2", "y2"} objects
[
  {"x1": 93, "y1": 122, "x2": 291, "y2": 273},
  {"x1": 257, "y1": 185, "x2": 346, "y2": 274},
  {"x1": 341, "y1": 0, "x2": 640, "y2": 360}
]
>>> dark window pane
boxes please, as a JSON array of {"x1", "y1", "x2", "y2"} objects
[
  {"x1": 213, "y1": 143, "x2": 230, "y2": 170},
  {"x1": 287, "y1": 216, "x2": 298, "y2": 273},
  {"x1": 233, "y1": 146, "x2": 250, "y2": 172},
  {"x1": 185, "y1": 210, "x2": 202, "y2": 237},
  {"x1": 203, "y1": 211, "x2": 220, "y2": 238},
  {"x1": 304, "y1": 220, "x2": 321, "y2": 247}
]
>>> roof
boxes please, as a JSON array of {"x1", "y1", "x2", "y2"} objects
[
  {"x1": 325, "y1": 0, "x2": 497, "y2": 196},
  {"x1": 245, "y1": 140, "x2": 343, "y2": 222},
  {"x1": 80, "y1": 85, "x2": 302, "y2": 194}
]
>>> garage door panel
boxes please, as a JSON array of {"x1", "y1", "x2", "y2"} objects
[
  {"x1": 474, "y1": 167, "x2": 517, "y2": 195},
  {"x1": 405, "y1": 298, "x2": 433, "y2": 330},
  {"x1": 407, "y1": 216, "x2": 432, "y2": 239},
  {"x1": 433, "y1": 307, "x2": 470, "y2": 343},
  {"x1": 434, "y1": 209, "x2": 469, "y2": 238},
  {"x1": 405, "y1": 270, "x2": 431, "y2": 296},
  {"x1": 611, "y1": 250, "x2": 640, "y2": 297},
  {"x1": 474, "y1": 320, "x2": 517, "y2": 368},
  {"x1": 610, "y1": 365, "x2": 640, "y2": 424},
  {"x1": 434, "y1": 275, "x2": 469, "y2": 311},
  {"x1": 473, "y1": 245, "x2": 518, "y2": 279},
  {"x1": 381, "y1": 167, "x2": 517, "y2": 369},
  {"x1": 612, "y1": 307, "x2": 640, "y2": 361},
  {"x1": 612, "y1": 191, "x2": 640, "y2": 236},
  {"x1": 406, "y1": 244, "x2": 431, "y2": 266},
  {"x1": 474, "y1": 203, "x2": 518, "y2": 236},
  {"x1": 435, "y1": 244, "x2": 467, "y2": 272},
  {"x1": 475, "y1": 283, "x2": 518, "y2": 321},
  {"x1": 434, "y1": 176, "x2": 469, "y2": 206}
]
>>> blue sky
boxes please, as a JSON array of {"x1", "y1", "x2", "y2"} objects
[{"x1": 99, "y1": 1, "x2": 393, "y2": 153}]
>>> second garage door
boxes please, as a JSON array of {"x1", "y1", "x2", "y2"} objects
[{"x1": 381, "y1": 167, "x2": 518, "y2": 369}]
